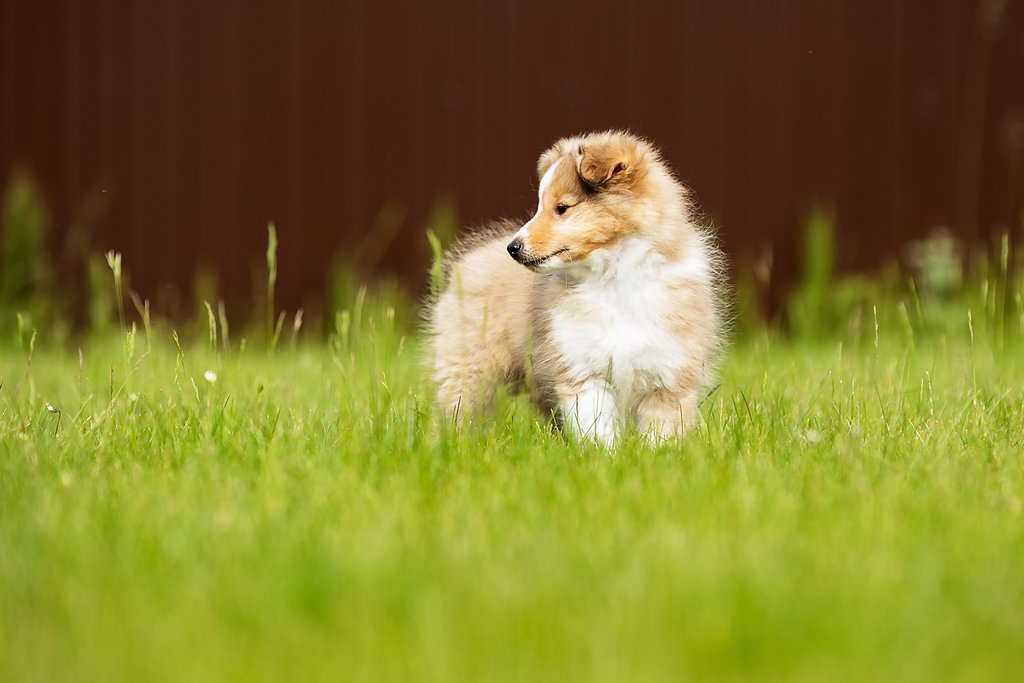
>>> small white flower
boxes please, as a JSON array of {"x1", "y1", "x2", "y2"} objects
[
  {"x1": 204, "y1": 370, "x2": 217, "y2": 383},
  {"x1": 46, "y1": 404, "x2": 58, "y2": 413}
]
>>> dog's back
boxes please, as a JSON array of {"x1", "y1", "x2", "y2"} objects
[{"x1": 429, "y1": 221, "x2": 538, "y2": 420}]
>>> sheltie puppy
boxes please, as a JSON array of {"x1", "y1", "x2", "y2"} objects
[{"x1": 427, "y1": 130, "x2": 725, "y2": 444}]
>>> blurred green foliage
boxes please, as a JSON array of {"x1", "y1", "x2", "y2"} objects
[
  {"x1": 0, "y1": 172, "x2": 53, "y2": 337},
  {"x1": 781, "y1": 207, "x2": 1022, "y2": 346},
  {"x1": 0, "y1": 172, "x2": 1021, "y2": 350}
]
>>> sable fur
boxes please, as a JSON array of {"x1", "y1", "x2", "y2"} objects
[{"x1": 427, "y1": 130, "x2": 726, "y2": 443}]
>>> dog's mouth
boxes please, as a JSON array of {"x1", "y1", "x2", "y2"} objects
[{"x1": 521, "y1": 247, "x2": 570, "y2": 268}]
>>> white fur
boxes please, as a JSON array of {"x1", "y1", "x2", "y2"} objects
[
  {"x1": 564, "y1": 380, "x2": 618, "y2": 443},
  {"x1": 513, "y1": 159, "x2": 562, "y2": 245},
  {"x1": 537, "y1": 158, "x2": 560, "y2": 205},
  {"x1": 548, "y1": 236, "x2": 703, "y2": 443}
]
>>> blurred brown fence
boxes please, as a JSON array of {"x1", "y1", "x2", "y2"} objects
[{"x1": 2, "y1": 0, "x2": 1022, "y2": 314}]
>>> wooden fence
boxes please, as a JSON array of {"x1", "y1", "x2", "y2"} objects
[{"x1": 2, "y1": 0, "x2": 1022, "y2": 312}]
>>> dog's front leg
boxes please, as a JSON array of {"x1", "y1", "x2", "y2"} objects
[
  {"x1": 637, "y1": 388, "x2": 699, "y2": 442},
  {"x1": 561, "y1": 380, "x2": 618, "y2": 445}
]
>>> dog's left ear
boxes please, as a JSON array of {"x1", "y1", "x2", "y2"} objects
[{"x1": 576, "y1": 139, "x2": 637, "y2": 190}]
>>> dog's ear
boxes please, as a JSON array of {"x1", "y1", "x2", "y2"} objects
[{"x1": 576, "y1": 138, "x2": 638, "y2": 190}]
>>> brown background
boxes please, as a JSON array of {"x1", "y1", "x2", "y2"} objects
[{"x1": 2, "y1": 0, "x2": 1022, "y2": 314}]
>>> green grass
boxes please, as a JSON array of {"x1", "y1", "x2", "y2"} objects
[{"x1": 1, "y1": 293, "x2": 1023, "y2": 682}]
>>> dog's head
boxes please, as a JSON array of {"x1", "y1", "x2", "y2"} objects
[{"x1": 507, "y1": 131, "x2": 659, "y2": 274}]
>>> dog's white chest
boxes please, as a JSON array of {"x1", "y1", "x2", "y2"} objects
[{"x1": 549, "y1": 277, "x2": 682, "y2": 398}]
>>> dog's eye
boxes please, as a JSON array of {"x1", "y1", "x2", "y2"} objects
[{"x1": 556, "y1": 204, "x2": 569, "y2": 215}]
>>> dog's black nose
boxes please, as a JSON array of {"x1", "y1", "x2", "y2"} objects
[{"x1": 507, "y1": 240, "x2": 522, "y2": 259}]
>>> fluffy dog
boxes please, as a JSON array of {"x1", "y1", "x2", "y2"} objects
[{"x1": 428, "y1": 130, "x2": 725, "y2": 444}]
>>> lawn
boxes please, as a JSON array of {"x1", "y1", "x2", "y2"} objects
[{"x1": 1, "y1": 287, "x2": 1023, "y2": 682}]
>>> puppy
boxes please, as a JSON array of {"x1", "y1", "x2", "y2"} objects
[{"x1": 428, "y1": 130, "x2": 725, "y2": 444}]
